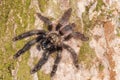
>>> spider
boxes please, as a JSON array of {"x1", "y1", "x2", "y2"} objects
[{"x1": 13, "y1": 8, "x2": 89, "y2": 77}]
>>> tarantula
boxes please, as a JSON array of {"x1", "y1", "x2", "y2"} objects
[{"x1": 13, "y1": 8, "x2": 89, "y2": 77}]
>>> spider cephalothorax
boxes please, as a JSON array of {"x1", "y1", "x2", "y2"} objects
[{"x1": 13, "y1": 8, "x2": 89, "y2": 77}]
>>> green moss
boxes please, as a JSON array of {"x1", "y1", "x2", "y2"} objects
[
  {"x1": 79, "y1": 42, "x2": 96, "y2": 68},
  {"x1": 116, "y1": 28, "x2": 120, "y2": 37},
  {"x1": 95, "y1": 0, "x2": 104, "y2": 11},
  {"x1": 2, "y1": 62, "x2": 14, "y2": 80},
  {"x1": 25, "y1": 0, "x2": 31, "y2": 9},
  {"x1": 38, "y1": 0, "x2": 48, "y2": 12},
  {"x1": 98, "y1": 63, "x2": 104, "y2": 71},
  {"x1": 17, "y1": 52, "x2": 32, "y2": 80},
  {"x1": 82, "y1": 10, "x2": 90, "y2": 33},
  {"x1": 38, "y1": 71, "x2": 50, "y2": 80},
  {"x1": 82, "y1": 1, "x2": 104, "y2": 34},
  {"x1": 116, "y1": 13, "x2": 120, "y2": 34},
  {"x1": 0, "y1": 0, "x2": 36, "y2": 79},
  {"x1": 0, "y1": 48, "x2": 15, "y2": 80},
  {"x1": 82, "y1": 7, "x2": 95, "y2": 34}
]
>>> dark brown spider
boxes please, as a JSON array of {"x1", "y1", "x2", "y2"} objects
[{"x1": 13, "y1": 8, "x2": 89, "y2": 77}]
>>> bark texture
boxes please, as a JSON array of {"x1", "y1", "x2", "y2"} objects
[{"x1": 0, "y1": 0, "x2": 120, "y2": 80}]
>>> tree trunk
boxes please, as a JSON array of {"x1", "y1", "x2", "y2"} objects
[{"x1": 0, "y1": 0, "x2": 120, "y2": 80}]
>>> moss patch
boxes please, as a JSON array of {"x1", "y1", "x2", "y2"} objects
[
  {"x1": 82, "y1": 7, "x2": 96, "y2": 35},
  {"x1": 98, "y1": 63, "x2": 104, "y2": 71},
  {"x1": 79, "y1": 42, "x2": 96, "y2": 68},
  {"x1": 0, "y1": 0, "x2": 35, "y2": 79},
  {"x1": 38, "y1": 0, "x2": 48, "y2": 12},
  {"x1": 116, "y1": 27, "x2": 120, "y2": 37},
  {"x1": 95, "y1": 0, "x2": 104, "y2": 11},
  {"x1": 38, "y1": 71, "x2": 50, "y2": 80},
  {"x1": 17, "y1": 52, "x2": 32, "y2": 80}
]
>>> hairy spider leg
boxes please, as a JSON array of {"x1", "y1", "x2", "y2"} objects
[
  {"x1": 36, "y1": 13, "x2": 53, "y2": 31},
  {"x1": 13, "y1": 36, "x2": 43, "y2": 59},
  {"x1": 72, "y1": 32, "x2": 89, "y2": 41},
  {"x1": 63, "y1": 44, "x2": 79, "y2": 68},
  {"x1": 59, "y1": 23, "x2": 75, "y2": 35},
  {"x1": 56, "y1": 23, "x2": 62, "y2": 31},
  {"x1": 59, "y1": 23, "x2": 75, "y2": 41},
  {"x1": 50, "y1": 47, "x2": 62, "y2": 77},
  {"x1": 56, "y1": 8, "x2": 72, "y2": 31},
  {"x1": 64, "y1": 34, "x2": 73, "y2": 41},
  {"x1": 12, "y1": 30, "x2": 46, "y2": 41},
  {"x1": 30, "y1": 51, "x2": 50, "y2": 74}
]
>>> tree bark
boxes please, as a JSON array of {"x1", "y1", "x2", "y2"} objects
[{"x1": 1, "y1": 0, "x2": 120, "y2": 80}]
